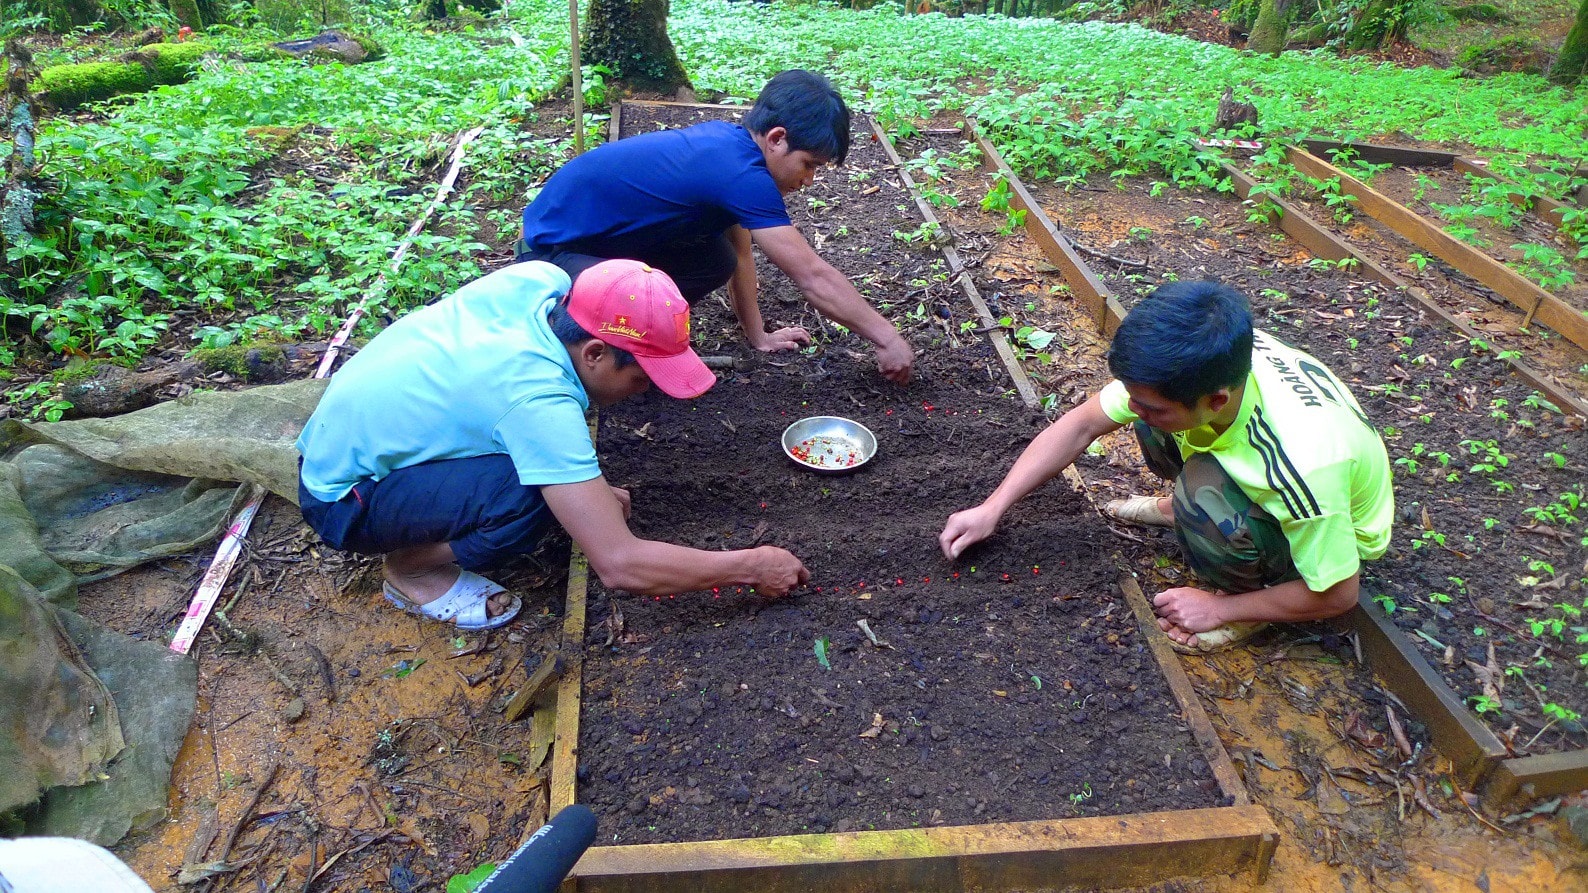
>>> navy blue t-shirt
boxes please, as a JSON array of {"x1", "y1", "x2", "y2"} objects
[{"x1": 520, "y1": 121, "x2": 793, "y2": 256}]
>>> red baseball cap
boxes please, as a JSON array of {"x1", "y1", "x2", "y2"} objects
[{"x1": 567, "y1": 260, "x2": 716, "y2": 399}]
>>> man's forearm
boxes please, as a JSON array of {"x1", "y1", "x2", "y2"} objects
[
  {"x1": 590, "y1": 539, "x2": 763, "y2": 597},
  {"x1": 726, "y1": 228, "x2": 766, "y2": 337},
  {"x1": 1215, "y1": 574, "x2": 1360, "y2": 624},
  {"x1": 797, "y1": 264, "x2": 900, "y2": 348},
  {"x1": 984, "y1": 396, "x2": 1118, "y2": 514}
]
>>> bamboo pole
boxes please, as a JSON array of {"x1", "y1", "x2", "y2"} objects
[{"x1": 569, "y1": 0, "x2": 584, "y2": 154}]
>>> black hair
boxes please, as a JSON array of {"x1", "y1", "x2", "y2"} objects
[
  {"x1": 1106, "y1": 280, "x2": 1253, "y2": 407},
  {"x1": 548, "y1": 301, "x2": 637, "y2": 369},
  {"x1": 743, "y1": 69, "x2": 850, "y2": 165}
]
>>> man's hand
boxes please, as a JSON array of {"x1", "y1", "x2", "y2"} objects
[
  {"x1": 746, "y1": 545, "x2": 810, "y2": 598},
  {"x1": 749, "y1": 326, "x2": 812, "y2": 353},
  {"x1": 874, "y1": 334, "x2": 914, "y2": 384},
  {"x1": 608, "y1": 485, "x2": 631, "y2": 520},
  {"x1": 938, "y1": 504, "x2": 1001, "y2": 559},
  {"x1": 1152, "y1": 586, "x2": 1227, "y2": 635}
]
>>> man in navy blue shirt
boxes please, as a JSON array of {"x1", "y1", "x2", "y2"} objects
[{"x1": 517, "y1": 70, "x2": 914, "y2": 384}]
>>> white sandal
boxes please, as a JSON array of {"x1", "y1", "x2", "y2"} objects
[
  {"x1": 1103, "y1": 495, "x2": 1174, "y2": 527},
  {"x1": 383, "y1": 570, "x2": 521, "y2": 631}
]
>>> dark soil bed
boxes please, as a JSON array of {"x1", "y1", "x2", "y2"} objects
[
  {"x1": 1008, "y1": 168, "x2": 1588, "y2": 754},
  {"x1": 573, "y1": 103, "x2": 1224, "y2": 846}
]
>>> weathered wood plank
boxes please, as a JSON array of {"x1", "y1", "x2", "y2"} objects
[
  {"x1": 1349, "y1": 595, "x2": 1508, "y2": 787},
  {"x1": 1452, "y1": 156, "x2": 1580, "y2": 237},
  {"x1": 1286, "y1": 147, "x2": 1588, "y2": 352},
  {"x1": 967, "y1": 118, "x2": 1125, "y2": 336},
  {"x1": 1117, "y1": 572, "x2": 1251, "y2": 807},
  {"x1": 1299, "y1": 139, "x2": 1459, "y2": 168},
  {"x1": 1484, "y1": 749, "x2": 1588, "y2": 808},
  {"x1": 1221, "y1": 161, "x2": 1588, "y2": 420},
  {"x1": 572, "y1": 805, "x2": 1276, "y2": 892}
]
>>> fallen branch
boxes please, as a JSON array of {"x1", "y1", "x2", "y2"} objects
[
  {"x1": 1071, "y1": 240, "x2": 1150, "y2": 271},
  {"x1": 202, "y1": 760, "x2": 280, "y2": 892}
]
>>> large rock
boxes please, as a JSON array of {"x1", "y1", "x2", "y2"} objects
[{"x1": 270, "y1": 31, "x2": 379, "y2": 66}]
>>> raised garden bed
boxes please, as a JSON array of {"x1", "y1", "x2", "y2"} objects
[
  {"x1": 552, "y1": 101, "x2": 1276, "y2": 890},
  {"x1": 950, "y1": 123, "x2": 1588, "y2": 799},
  {"x1": 1279, "y1": 147, "x2": 1588, "y2": 359}
]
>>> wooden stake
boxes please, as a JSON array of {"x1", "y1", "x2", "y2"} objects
[
  {"x1": 503, "y1": 652, "x2": 565, "y2": 723},
  {"x1": 569, "y1": 0, "x2": 584, "y2": 155}
]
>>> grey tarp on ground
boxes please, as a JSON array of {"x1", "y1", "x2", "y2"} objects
[
  {"x1": 0, "y1": 566, "x2": 124, "y2": 815},
  {"x1": 0, "y1": 379, "x2": 326, "y2": 842}
]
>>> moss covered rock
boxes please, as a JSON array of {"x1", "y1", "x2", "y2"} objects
[
  {"x1": 133, "y1": 42, "x2": 212, "y2": 84},
  {"x1": 1457, "y1": 35, "x2": 1550, "y2": 76},
  {"x1": 1450, "y1": 3, "x2": 1514, "y2": 23},
  {"x1": 34, "y1": 61, "x2": 154, "y2": 109},
  {"x1": 244, "y1": 125, "x2": 304, "y2": 154},
  {"x1": 190, "y1": 343, "x2": 287, "y2": 381},
  {"x1": 33, "y1": 43, "x2": 211, "y2": 109}
]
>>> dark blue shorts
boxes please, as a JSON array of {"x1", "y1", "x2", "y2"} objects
[
  {"x1": 298, "y1": 454, "x2": 554, "y2": 571},
  {"x1": 514, "y1": 231, "x2": 738, "y2": 302}
]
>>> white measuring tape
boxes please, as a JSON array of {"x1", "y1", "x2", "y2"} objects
[
  {"x1": 170, "y1": 126, "x2": 486, "y2": 654},
  {"x1": 1195, "y1": 138, "x2": 1265, "y2": 152}
]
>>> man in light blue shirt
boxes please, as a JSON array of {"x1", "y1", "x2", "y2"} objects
[{"x1": 298, "y1": 260, "x2": 808, "y2": 630}]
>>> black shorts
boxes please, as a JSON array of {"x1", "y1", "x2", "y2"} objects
[{"x1": 298, "y1": 454, "x2": 554, "y2": 571}]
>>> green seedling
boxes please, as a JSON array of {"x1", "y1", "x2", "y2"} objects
[{"x1": 814, "y1": 636, "x2": 832, "y2": 670}]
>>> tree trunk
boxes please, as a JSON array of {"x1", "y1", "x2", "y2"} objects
[
  {"x1": 1551, "y1": 0, "x2": 1588, "y2": 86},
  {"x1": 1247, "y1": 0, "x2": 1286, "y2": 55},
  {"x1": 3, "y1": 41, "x2": 42, "y2": 287},
  {"x1": 41, "y1": 0, "x2": 117, "y2": 31},
  {"x1": 584, "y1": 0, "x2": 691, "y2": 96},
  {"x1": 1342, "y1": 0, "x2": 1413, "y2": 50}
]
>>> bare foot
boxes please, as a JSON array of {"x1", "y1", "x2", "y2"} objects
[{"x1": 1156, "y1": 616, "x2": 1200, "y2": 648}]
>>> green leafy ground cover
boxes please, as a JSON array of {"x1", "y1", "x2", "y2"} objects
[
  {"x1": 4, "y1": 21, "x2": 573, "y2": 395},
  {"x1": 5, "y1": 1, "x2": 1585, "y2": 406}
]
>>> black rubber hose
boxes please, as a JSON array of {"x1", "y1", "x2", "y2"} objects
[{"x1": 473, "y1": 804, "x2": 598, "y2": 893}]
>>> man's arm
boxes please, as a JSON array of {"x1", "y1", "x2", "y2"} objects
[
  {"x1": 725, "y1": 225, "x2": 810, "y2": 352},
  {"x1": 750, "y1": 224, "x2": 913, "y2": 383},
  {"x1": 939, "y1": 394, "x2": 1123, "y2": 559},
  {"x1": 1152, "y1": 574, "x2": 1360, "y2": 641},
  {"x1": 542, "y1": 476, "x2": 809, "y2": 597}
]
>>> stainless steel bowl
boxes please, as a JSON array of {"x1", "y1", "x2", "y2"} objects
[{"x1": 781, "y1": 416, "x2": 877, "y2": 473}]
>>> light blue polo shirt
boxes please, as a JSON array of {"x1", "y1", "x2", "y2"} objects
[{"x1": 297, "y1": 262, "x2": 601, "y2": 503}]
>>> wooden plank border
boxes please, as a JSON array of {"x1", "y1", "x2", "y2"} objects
[
  {"x1": 553, "y1": 101, "x2": 1280, "y2": 891},
  {"x1": 965, "y1": 118, "x2": 1127, "y2": 336},
  {"x1": 1299, "y1": 139, "x2": 1459, "y2": 168},
  {"x1": 1220, "y1": 160, "x2": 1588, "y2": 420},
  {"x1": 1298, "y1": 140, "x2": 1580, "y2": 238},
  {"x1": 868, "y1": 118, "x2": 1040, "y2": 408},
  {"x1": 571, "y1": 805, "x2": 1276, "y2": 892},
  {"x1": 1451, "y1": 156, "x2": 1579, "y2": 237},
  {"x1": 1483, "y1": 750, "x2": 1588, "y2": 808},
  {"x1": 1347, "y1": 596, "x2": 1508, "y2": 787},
  {"x1": 1117, "y1": 573, "x2": 1254, "y2": 807},
  {"x1": 1285, "y1": 147, "x2": 1588, "y2": 351}
]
